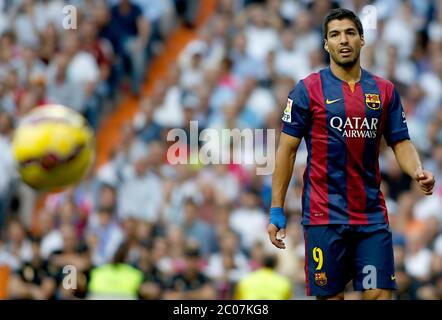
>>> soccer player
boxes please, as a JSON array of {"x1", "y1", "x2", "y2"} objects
[{"x1": 268, "y1": 8, "x2": 435, "y2": 300}]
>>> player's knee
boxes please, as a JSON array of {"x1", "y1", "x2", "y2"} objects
[
  {"x1": 316, "y1": 292, "x2": 344, "y2": 300},
  {"x1": 362, "y1": 289, "x2": 392, "y2": 300}
]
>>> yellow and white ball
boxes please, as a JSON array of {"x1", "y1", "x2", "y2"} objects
[{"x1": 11, "y1": 104, "x2": 95, "y2": 191}]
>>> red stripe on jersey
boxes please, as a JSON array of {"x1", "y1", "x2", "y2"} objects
[
  {"x1": 304, "y1": 74, "x2": 329, "y2": 224},
  {"x1": 373, "y1": 76, "x2": 393, "y2": 223},
  {"x1": 343, "y1": 83, "x2": 368, "y2": 224}
]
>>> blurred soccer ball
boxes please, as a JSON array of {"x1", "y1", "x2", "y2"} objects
[{"x1": 11, "y1": 104, "x2": 95, "y2": 191}]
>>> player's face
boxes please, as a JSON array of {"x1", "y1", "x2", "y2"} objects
[{"x1": 324, "y1": 19, "x2": 365, "y2": 68}]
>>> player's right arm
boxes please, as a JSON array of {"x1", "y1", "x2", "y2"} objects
[
  {"x1": 268, "y1": 80, "x2": 310, "y2": 249},
  {"x1": 271, "y1": 134, "x2": 302, "y2": 208},
  {"x1": 268, "y1": 133, "x2": 302, "y2": 249}
]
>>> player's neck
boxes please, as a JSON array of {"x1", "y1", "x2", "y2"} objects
[{"x1": 330, "y1": 61, "x2": 361, "y2": 84}]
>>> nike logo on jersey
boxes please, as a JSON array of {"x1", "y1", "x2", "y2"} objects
[{"x1": 326, "y1": 98, "x2": 342, "y2": 104}]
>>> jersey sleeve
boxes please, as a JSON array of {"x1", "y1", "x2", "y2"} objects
[
  {"x1": 281, "y1": 80, "x2": 311, "y2": 138},
  {"x1": 383, "y1": 88, "x2": 410, "y2": 146}
]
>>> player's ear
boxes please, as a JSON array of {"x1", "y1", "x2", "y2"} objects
[
  {"x1": 324, "y1": 39, "x2": 329, "y2": 53},
  {"x1": 360, "y1": 34, "x2": 365, "y2": 47}
]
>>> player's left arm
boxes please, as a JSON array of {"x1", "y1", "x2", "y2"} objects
[
  {"x1": 385, "y1": 87, "x2": 435, "y2": 195},
  {"x1": 391, "y1": 139, "x2": 435, "y2": 195}
]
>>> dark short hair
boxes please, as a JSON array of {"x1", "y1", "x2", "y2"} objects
[
  {"x1": 185, "y1": 246, "x2": 201, "y2": 258},
  {"x1": 113, "y1": 242, "x2": 129, "y2": 264},
  {"x1": 98, "y1": 206, "x2": 113, "y2": 215},
  {"x1": 263, "y1": 254, "x2": 278, "y2": 269},
  {"x1": 323, "y1": 8, "x2": 364, "y2": 39}
]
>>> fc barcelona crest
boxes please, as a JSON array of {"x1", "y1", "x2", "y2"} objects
[
  {"x1": 365, "y1": 93, "x2": 381, "y2": 110},
  {"x1": 314, "y1": 271, "x2": 327, "y2": 286}
]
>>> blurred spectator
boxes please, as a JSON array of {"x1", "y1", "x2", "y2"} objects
[
  {"x1": 393, "y1": 234, "x2": 412, "y2": 299},
  {"x1": 274, "y1": 27, "x2": 310, "y2": 81},
  {"x1": 0, "y1": 220, "x2": 32, "y2": 271},
  {"x1": 61, "y1": 31, "x2": 101, "y2": 128},
  {"x1": 180, "y1": 198, "x2": 216, "y2": 256},
  {"x1": 248, "y1": 241, "x2": 265, "y2": 271},
  {"x1": 39, "y1": 23, "x2": 59, "y2": 65},
  {"x1": 234, "y1": 253, "x2": 292, "y2": 300},
  {"x1": 240, "y1": 4, "x2": 279, "y2": 62},
  {"x1": 381, "y1": 149, "x2": 412, "y2": 201},
  {"x1": 174, "y1": 0, "x2": 200, "y2": 29},
  {"x1": 153, "y1": 65, "x2": 184, "y2": 128},
  {"x1": 274, "y1": 218, "x2": 306, "y2": 297},
  {"x1": 0, "y1": 112, "x2": 16, "y2": 228},
  {"x1": 229, "y1": 187, "x2": 267, "y2": 253},
  {"x1": 88, "y1": 242, "x2": 143, "y2": 299},
  {"x1": 110, "y1": 0, "x2": 150, "y2": 96},
  {"x1": 38, "y1": 210, "x2": 63, "y2": 260},
  {"x1": 13, "y1": 0, "x2": 48, "y2": 48},
  {"x1": 8, "y1": 236, "x2": 56, "y2": 300},
  {"x1": 132, "y1": 97, "x2": 162, "y2": 144},
  {"x1": 86, "y1": 207, "x2": 124, "y2": 266},
  {"x1": 47, "y1": 225, "x2": 91, "y2": 299},
  {"x1": 15, "y1": 46, "x2": 46, "y2": 87},
  {"x1": 138, "y1": 241, "x2": 166, "y2": 300},
  {"x1": 163, "y1": 245, "x2": 216, "y2": 300},
  {"x1": 46, "y1": 52, "x2": 86, "y2": 113},
  {"x1": 230, "y1": 32, "x2": 266, "y2": 81},
  {"x1": 205, "y1": 230, "x2": 250, "y2": 299},
  {"x1": 117, "y1": 154, "x2": 163, "y2": 222}
]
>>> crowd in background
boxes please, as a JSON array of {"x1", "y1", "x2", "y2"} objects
[{"x1": 0, "y1": 0, "x2": 442, "y2": 300}]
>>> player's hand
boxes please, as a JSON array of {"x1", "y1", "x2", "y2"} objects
[
  {"x1": 414, "y1": 169, "x2": 435, "y2": 195},
  {"x1": 268, "y1": 207, "x2": 287, "y2": 249}
]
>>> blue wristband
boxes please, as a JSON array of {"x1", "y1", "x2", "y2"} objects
[{"x1": 270, "y1": 207, "x2": 286, "y2": 230}]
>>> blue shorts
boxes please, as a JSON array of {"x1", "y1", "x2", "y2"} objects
[{"x1": 303, "y1": 223, "x2": 397, "y2": 297}]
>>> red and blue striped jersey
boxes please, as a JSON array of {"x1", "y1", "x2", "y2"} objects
[{"x1": 282, "y1": 67, "x2": 409, "y2": 225}]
